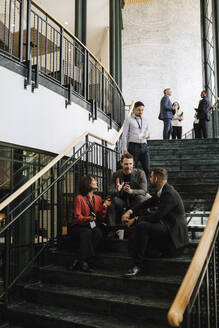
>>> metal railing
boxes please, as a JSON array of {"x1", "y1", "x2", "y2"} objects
[
  {"x1": 168, "y1": 190, "x2": 219, "y2": 328},
  {"x1": 0, "y1": 142, "x2": 57, "y2": 204},
  {"x1": 0, "y1": 0, "x2": 125, "y2": 126},
  {"x1": 0, "y1": 135, "x2": 119, "y2": 306},
  {"x1": 182, "y1": 129, "x2": 194, "y2": 139}
]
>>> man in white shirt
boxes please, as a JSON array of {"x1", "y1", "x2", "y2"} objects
[{"x1": 122, "y1": 101, "x2": 150, "y2": 191}]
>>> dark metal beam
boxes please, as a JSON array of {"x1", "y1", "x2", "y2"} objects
[
  {"x1": 214, "y1": 0, "x2": 219, "y2": 96},
  {"x1": 213, "y1": 0, "x2": 219, "y2": 136},
  {"x1": 75, "y1": 0, "x2": 87, "y2": 45},
  {"x1": 110, "y1": 0, "x2": 116, "y2": 78}
]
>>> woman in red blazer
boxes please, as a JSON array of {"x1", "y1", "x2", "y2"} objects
[{"x1": 70, "y1": 175, "x2": 111, "y2": 272}]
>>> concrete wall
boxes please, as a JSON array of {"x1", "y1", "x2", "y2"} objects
[
  {"x1": 0, "y1": 66, "x2": 118, "y2": 154},
  {"x1": 122, "y1": 0, "x2": 202, "y2": 139}
]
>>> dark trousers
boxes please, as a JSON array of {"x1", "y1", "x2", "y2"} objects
[
  {"x1": 163, "y1": 118, "x2": 172, "y2": 139},
  {"x1": 71, "y1": 226, "x2": 102, "y2": 263},
  {"x1": 194, "y1": 123, "x2": 201, "y2": 138},
  {"x1": 172, "y1": 126, "x2": 182, "y2": 139},
  {"x1": 198, "y1": 119, "x2": 207, "y2": 138},
  {"x1": 128, "y1": 142, "x2": 150, "y2": 190},
  {"x1": 128, "y1": 221, "x2": 169, "y2": 267},
  {"x1": 108, "y1": 195, "x2": 146, "y2": 226}
]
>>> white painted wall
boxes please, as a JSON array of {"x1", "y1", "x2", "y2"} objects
[
  {"x1": 0, "y1": 66, "x2": 118, "y2": 154},
  {"x1": 122, "y1": 0, "x2": 202, "y2": 139}
]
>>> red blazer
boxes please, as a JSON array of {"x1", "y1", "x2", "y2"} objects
[{"x1": 73, "y1": 194, "x2": 107, "y2": 226}]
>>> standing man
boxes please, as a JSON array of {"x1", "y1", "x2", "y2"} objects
[
  {"x1": 122, "y1": 101, "x2": 150, "y2": 190},
  {"x1": 196, "y1": 90, "x2": 212, "y2": 139},
  {"x1": 159, "y1": 88, "x2": 174, "y2": 139},
  {"x1": 108, "y1": 153, "x2": 147, "y2": 226},
  {"x1": 121, "y1": 168, "x2": 188, "y2": 278}
]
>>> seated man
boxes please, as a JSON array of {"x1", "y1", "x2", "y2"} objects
[
  {"x1": 108, "y1": 153, "x2": 147, "y2": 226},
  {"x1": 121, "y1": 167, "x2": 189, "y2": 278}
]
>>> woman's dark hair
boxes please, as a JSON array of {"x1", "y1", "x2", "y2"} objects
[
  {"x1": 79, "y1": 175, "x2": 95, "y2": 195},
  {"x1": 173, "y1": 101, "x2": 180, "y2": 110}
]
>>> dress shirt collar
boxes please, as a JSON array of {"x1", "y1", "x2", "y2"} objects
[{"x1": 157, "y1": 183, "x2": 166, "y2": 198}]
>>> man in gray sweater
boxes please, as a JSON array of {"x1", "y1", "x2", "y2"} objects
[{"x1": 108, "y1": 153, "x2": 147, "y2": 226}]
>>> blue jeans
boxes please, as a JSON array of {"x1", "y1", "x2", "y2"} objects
[{"x1": 163, "y1": 118, "x2": 172, "y2": 139}]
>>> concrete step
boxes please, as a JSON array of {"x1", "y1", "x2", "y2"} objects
[
  {"x1": 150, "y1": 161, "x2": 219, "y2": 171},
  {"x1": 149, "y1": 150, "x2": 219, "y2": 157},
  {"x1": 148, "y1": 138, "x2": 219, "y2": 147},
  {"x1": 23, "y1": 282, "x2": 172, "y2": 325},
  {"x1": 48, "y1": 247, "x2": 194, "y2": 277},
  {"x1": 0, "y1": 321, "x2": 9, "y2": 328},
  {"x1": 7, "y1": 301, "x2": 170, "y2": 328},
  {"x1": 37, "y1": 265, "x2": 183, "y2": 301},
  {"x1": 174, "y1": 183, "x2": 218, "y2": 193},
  {"x1": 183, "y1": 199, "x2": 213, "y2": 212},
  {"x1": 167, "y1": 170, "x2": 219, "y2": 178},
  {"x1": 168, "y1": 178, "x2": 219, "y2": 185}
]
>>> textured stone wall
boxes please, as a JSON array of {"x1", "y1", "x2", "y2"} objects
[{"x1": 122, "y1": 0, "x2": 202, "y2": 139}]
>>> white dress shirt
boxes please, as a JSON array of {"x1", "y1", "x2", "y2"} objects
[
  {"x1": 122, "y1": 114, "x2": 150, "y2": 152},
  {"x1": 157, "y1": 183, "x2": 165, "y2": 198}
]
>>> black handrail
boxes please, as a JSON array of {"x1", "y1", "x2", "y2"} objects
[
  {"x1": 0, "y1": 0, "x2": 125, "y2": 126},
  {"x1": 0, "y1": 137, "x2": 119, "y2": 306}
]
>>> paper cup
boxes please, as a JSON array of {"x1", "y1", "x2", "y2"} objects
[{"x1": 117, "y1": 229, "x2": 124, "y2": 240}]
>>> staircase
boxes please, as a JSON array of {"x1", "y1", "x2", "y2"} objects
[
  {"x1": 1, "y1": 138, "x2": 218, "y2": 327},
  {"x1": 4, "y1": 239, "x2": 197, "y2": 328},
  {"x1": 148, "y1": 138, "x2": 219, "y2": 212}
]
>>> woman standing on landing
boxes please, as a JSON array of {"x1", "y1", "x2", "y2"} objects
[{"x1": 171, "y1": 101, "x2": 183, "y2": 139}]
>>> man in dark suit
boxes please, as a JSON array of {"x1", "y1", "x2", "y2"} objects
[
  {"x1": 159, "y1": 88, "x2": 175, "y2": 139},
  {"x1": 108, "y1": 153, "x2": 147, "y2": 226},
  {"x1": 196, "y1": 90, "x2": 212, "y2": 138},
  {"x1": 122, "y1": 167, "x2": 188, "y2": 278}
]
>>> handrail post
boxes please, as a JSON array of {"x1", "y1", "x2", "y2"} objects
[
  {"x1": 24, "y1": 0, "x2": 32, "y2": 88},
  {"x1": 19, "y1": 0, "x2": 24, "y2": 62},
  {"x1": 56, "y1": 162, "x2": 62, "y2": 247},
  {"x1": 59, "y1": 27, "x2": 64, "y2": 85},
  {"x1": 102, "y1": 67, "x2": 105, "y2": 113},
  {"x1": 83, "y1": 49, "x2": 87, "y2": 99},
  {"x1": 4, "y1": 206, "x2": 10, "y2": 307},
  {"x1": 86, "y1": 52, "x2": 90, "y2": 101},
  {"x1": 50, "y1": 167, "x2": 55, "y2": 245},
  {"x1": 85, "y1": 135, "x2": 89, "y2": 175}
]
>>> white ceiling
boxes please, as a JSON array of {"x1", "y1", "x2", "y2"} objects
[{"x1": 34, "y1": 0, "x2": 109, "y2": 58}]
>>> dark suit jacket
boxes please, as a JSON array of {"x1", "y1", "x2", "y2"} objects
[
  {"x1": 109, "y1": 168, "x2": 147, "y2": 198},
  {"x1": 197, "y1": 97, "x2": 212, "y2": 121},
  {"x1": 160, "y1": 95, "x2": 174, "y2": 119},
  {"x1": 131, "y1": 183, "x2": 188, "y2": 249}
]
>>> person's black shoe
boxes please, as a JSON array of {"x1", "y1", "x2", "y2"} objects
[
  {"x1": 123, "y1": 266, "x2": 141, "y2": 278},
  {"x1": 67, "y1": 259, "x2": 79, "y2": 271},
  {"x1": 80, "y1": 261, "x2": 95, "y2": 273}
]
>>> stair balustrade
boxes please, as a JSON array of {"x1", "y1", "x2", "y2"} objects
[
  {"x1": 0, "y1": 102, "x2": 134, "y2": 307},
  {"x1": 168, "y1": 190, "x2": 219, "y2": 327},
  {"x1": 0, "y1": 0, "x2": 125, "y2": 126}
]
